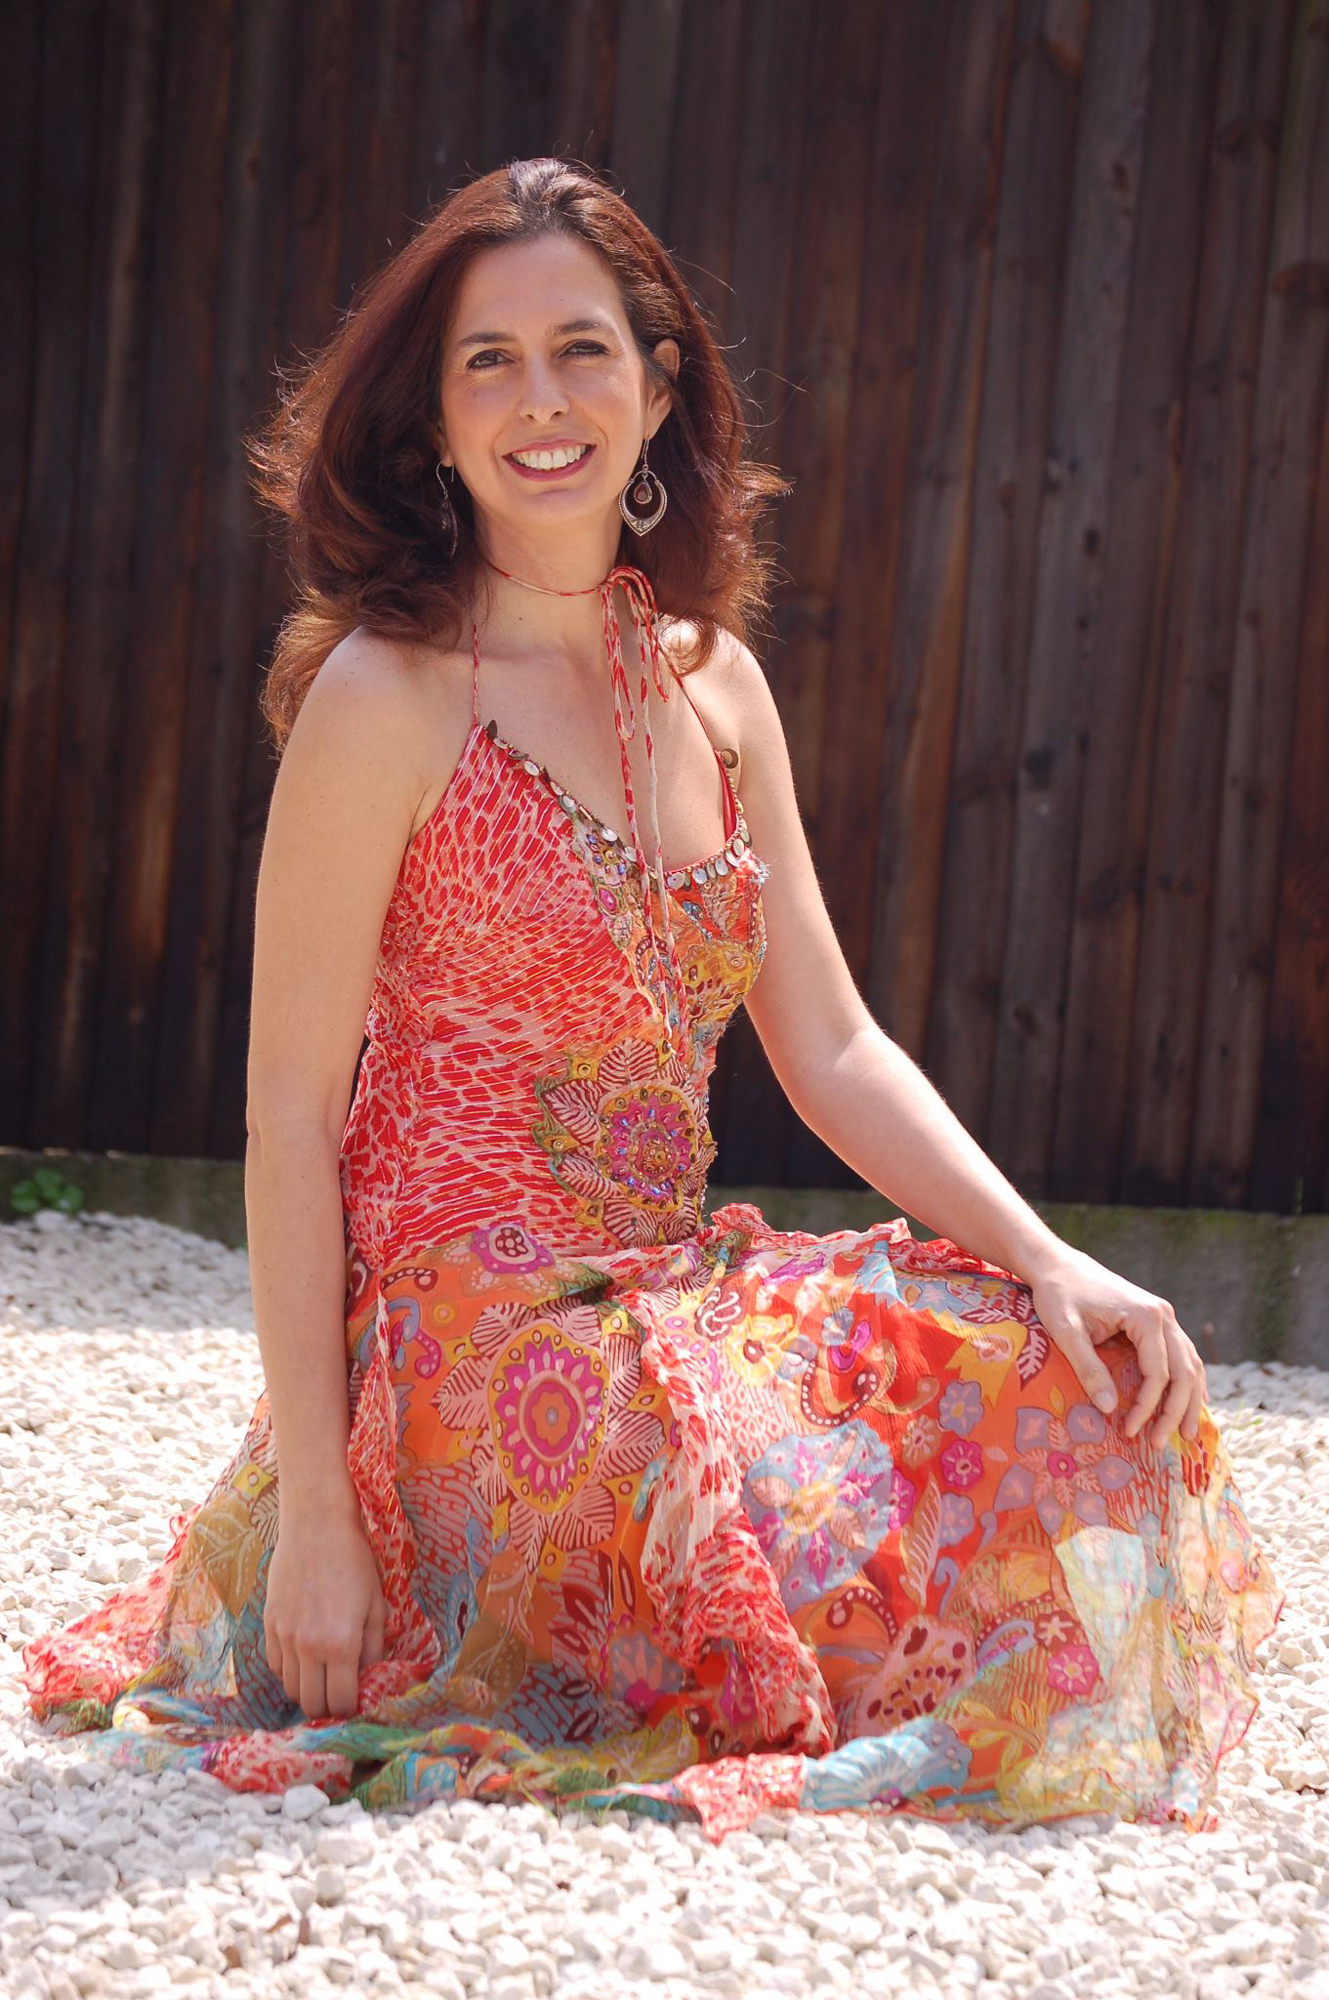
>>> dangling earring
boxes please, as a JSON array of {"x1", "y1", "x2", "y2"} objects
[
  {"x1": 435, "y1": 459, "x2": 460, "y2": 558},
  {"x1": 619, "y1": 435, "x2": 668, "y2": 535}
]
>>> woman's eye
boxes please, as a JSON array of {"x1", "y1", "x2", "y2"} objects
[{"x1": 466, "y1": 342, "x2": 607, "y2": 370}]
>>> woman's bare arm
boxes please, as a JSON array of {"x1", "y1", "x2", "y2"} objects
[
  {"x1": 244, "y1": 629, "x2": 443, "y2": 1517},
  {"x1": 731, "y1": 632, "x2": 1062, "y2": 1285}
]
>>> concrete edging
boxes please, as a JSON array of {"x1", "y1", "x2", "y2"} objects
[{"x1": 1, "y1": 1146, "x2": 1324, "y2": 1368}]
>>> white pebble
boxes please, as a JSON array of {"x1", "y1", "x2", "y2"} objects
[{"x1": 280, "y1": 1784, "x2": 331, "y2": 1821}]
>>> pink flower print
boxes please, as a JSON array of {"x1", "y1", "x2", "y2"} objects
[
  {"x1": 939, "y1": 1436, "x2": 984, "y2": 1491},
  {"x1": 474, "y1": 1221, "x2": 557, "y2": 1280},
  {"x1": 744, "y1": 1422, "x2": 895, "y2": 1607},
  {"x1": 432, "y1": 1303, "x2": 664, "y2": 1576},
  {"x1": 1032, "y1": 1599, "x2": 1083, "y2": 1650},
  {"x1": 491, "y1": 1330, "x2": 606, "y2": 1506},
  {"x1": 605, "y1": 1622, "x2": 686, "y2": 1712},
  {"x1": 937, "y1": 1379, "x2": 985, "y2": 1437},
  {"x1": 826, "y1": 1310, "x2": 875, "y2": 1374},
  {"x1": 936, "y1": 1489, "x2": 975, "y2": 1549},
  {"x1": 603, "y1": 1087, "x2": 693, "y2": 1201},
  {"x1": 967, "y1": 1327, "x2": 1018, "y2": 1366},
  {"x1": 533, "y1": 1036, "x2": 713, "y2": 1245},
  {"x1": 722, "y1": 1312, "x2": 795, "y2": 1392},
  {"x1": 889, "y1": 1466, "x2": 917, "y2": 1530},
  {"x1": 993, "y1": 1402, "x2": 1138, "y2": 1537},
  {"x1": 901, "y1": 1412, "x2": 943, "y2": 1468},
  {"x1": 1046, "y1": 1640, "x2": 1102, "y2": 1698}
]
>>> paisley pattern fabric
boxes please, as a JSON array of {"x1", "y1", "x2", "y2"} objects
[{"x1": 22, "y1": 581, "x2": 1285, "y2": 1842}]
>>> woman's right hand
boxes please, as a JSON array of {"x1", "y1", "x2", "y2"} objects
[{"x1": 263, "y1": 1499, "x2": 387, "y2": 1720}]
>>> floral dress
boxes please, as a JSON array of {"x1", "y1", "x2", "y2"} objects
[{"x1": 22, "y1": 565, "x2": 1285, "y2": 1843}]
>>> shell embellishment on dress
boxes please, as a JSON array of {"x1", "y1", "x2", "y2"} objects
[{"x1": 485, "y1": 717, "x2": 757, "y2": 893}]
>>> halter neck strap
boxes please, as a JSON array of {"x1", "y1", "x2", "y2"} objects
[{"x1": 474, "y1": 554, "x2": 692, "y2": 1062}]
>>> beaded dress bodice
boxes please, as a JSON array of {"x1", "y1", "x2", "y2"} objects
[{"x1": 339, "y1": 580, "x2": 769, "y2": 1269}]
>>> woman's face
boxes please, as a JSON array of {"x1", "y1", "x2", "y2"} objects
[{"x1": 437, "y1": 232, "x2": 678, "y2": 548}]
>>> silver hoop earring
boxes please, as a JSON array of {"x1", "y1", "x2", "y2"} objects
[
  {"x1": 618, "y1": 436, "x2": 668, "y2": 535},
  {"x1": 435, "y1": 460, "x2": 460, "y2": 559}
]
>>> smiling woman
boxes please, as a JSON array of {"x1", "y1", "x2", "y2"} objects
[
  {"x1": 20, "y1": 156, "x2": 1283, "y2": 1846},
  {"x1": 505, "y1": 440, "x2": 596, "y2": 477}
]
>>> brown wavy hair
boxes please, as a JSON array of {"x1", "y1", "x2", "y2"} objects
[{"x1": 245, "y1": 154, "x2": 793, "y2": 753}]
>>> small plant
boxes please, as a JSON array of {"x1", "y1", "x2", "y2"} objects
[{"x1": 9, "y1": 1165, "x2": 86, "y2": 1217}]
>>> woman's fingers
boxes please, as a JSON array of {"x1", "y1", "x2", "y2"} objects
[
  {"x1": 1146, "y1": 1358, "x2": 1192, "y2": 1449},
  {"x1": 1119, "y1": 1312, "x2": 1170, "y2": 1438},
  {"x1": 300, "y1": 1658, "x2": 329, "y2": 1721},
  {"x1": 1025, "y1": 1251, "x2": 1209, "y2": 1455},
  {"x1": 325, "y1": 1642, "x2": 363, "y2": 1719},
  {"x1": 1155, "y1": 1320, "x2": 1206, "y2": 1448},
  {"x1": 1122, "y1": 1314, "x2": 1205, "y2": 1450},
  {"x1": 359, "y1": 1589, "x2": 386, "y2": 1673},
  {"x1": 1182, "y1": 1374, "x2": 1205, "y2": 1443}
]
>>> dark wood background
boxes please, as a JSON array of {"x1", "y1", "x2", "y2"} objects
[{"x1": 3, "y1": 0, "x2": 1326, "y2": 1215}]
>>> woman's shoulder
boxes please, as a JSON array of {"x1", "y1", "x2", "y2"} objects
[
  {"x1": 306, "y1": 627, "x2": 472, "y2": 834},
  {"x1": 317, "y1": 625, "x2": 471, "y2": 737},
  {"x1": 323, "y1": 622, "x2": 467, "y2": 689},
  {"x1": 657, "y1": 616, "x2": 756, "y2": 775}
]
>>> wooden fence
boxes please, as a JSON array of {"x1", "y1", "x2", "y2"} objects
[{"x1": 2, "y1": 0, "x2": 1326, "y2": 1213}]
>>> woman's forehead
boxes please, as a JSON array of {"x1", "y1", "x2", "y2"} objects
[{"x1": 450, "y1": 236, "x2": 623, "y2": 335}]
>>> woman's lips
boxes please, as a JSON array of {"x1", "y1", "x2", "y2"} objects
[{"x1": 503, "y1": 443, "x2": 596, "y2": 482}]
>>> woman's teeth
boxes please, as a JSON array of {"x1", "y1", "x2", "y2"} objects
[{"x1": 509, "y1": 444, "x2": 591, "y2": 470}]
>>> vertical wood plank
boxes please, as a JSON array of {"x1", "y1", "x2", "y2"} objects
[
  {"x1": 86, "y1": 2, "x2": 237, "y2": 1149},
  {"x1": 861, "y1": 0, "x2": 1020, "y2": 1086},
  {"x1": 610, "y1": 0, "x2": 684, "y2": 230},
  {"x1": 0, "y1": 0, "x2": 42, "y2": 774},
  {"x1": 924, "y1": 0, "x2": 1085, "y2": 1148},
  {"x1": 984, "y1": 0, "x2": 1157, "y2": 1195},
  {"x1": 709, "y1": 0, "x2": 819, "y2": 1186},
  {"x1": 213, "y1": 0, "x2": 360, "y2": 1156},
  {"x1": 0, "y1": 0, "x2": 106, "y2": 1138},
  {"x1": 704, "y1": 0, "x2": 882, "y2": 1190},
  {"x1": 30, "y1": 0, "x2": 170, "y2": 1145},
  {"x1": 1050, "y1": 0, "x2": 1225, "y2": 1201},
  {"x1": 1190, "y1": 0, "x2": 1329, "y2": 1206},
  {"x1": 1252, "y1": 365, "x2": 1329, "y2": 1214},
  {"x1": 151, "y1": 0, "x2": 295, "y2": 1157},
  {"x1": 411, "y1": 0, "x2": 488, "y2": 210},
  {"x1": 480, "y1": 0, "x2": 575, "y2": 170},
  {"x1": 546, "y1": 0, "x2": 623, "y2": 170},
  {"x1": 337, "y1": 0, "x2": 426, "y2": 306},
  {"x1": 1125, "y1": 0, "x2": 1296, "y2": 1205},
  {"x1": 662, "y1": 0, "x2": 750, "y2": 337}
]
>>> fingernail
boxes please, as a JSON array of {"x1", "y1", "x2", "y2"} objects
[{"x1": 1095, "y1": 1390, "x2": 1116, "y2": 1412}]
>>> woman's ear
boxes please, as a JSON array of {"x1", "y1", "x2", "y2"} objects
[
  {"x1": 648, "y1": 338, "x2": 681, "y2": 435},
  {"x1": 652, "y1": 336, "x2": 681, "y2": 384}
]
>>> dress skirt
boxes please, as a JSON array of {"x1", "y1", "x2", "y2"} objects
[{"x1": 22, "y1": 1203, "x2": 1284, "y2": 1844}]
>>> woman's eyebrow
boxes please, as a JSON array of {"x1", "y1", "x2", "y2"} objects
[{"x1": 453, "y1": 317, "x2": 611, "y2": 351}]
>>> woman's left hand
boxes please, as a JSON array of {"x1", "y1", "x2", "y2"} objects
[{"x1": 1024, "y1": 1242, "x2": 1208, "y2": 1449}]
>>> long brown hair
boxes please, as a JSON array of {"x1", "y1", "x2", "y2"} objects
[{"x1": 245, "y1": 155, "x2": 792, "y2": 753}]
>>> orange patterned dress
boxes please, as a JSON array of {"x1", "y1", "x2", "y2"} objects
[{"x1": 23, "y1": 565, "x2": 1285, "y2": 1842}]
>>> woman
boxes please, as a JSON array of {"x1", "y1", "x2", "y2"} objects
[{"x1": 23, "y1": 157, "x2": 1283, "y2": 1843}]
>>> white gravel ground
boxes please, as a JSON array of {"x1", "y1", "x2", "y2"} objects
[{"x1": 1, "y1": 1208, "x2": 1327, "y2": 2000}]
